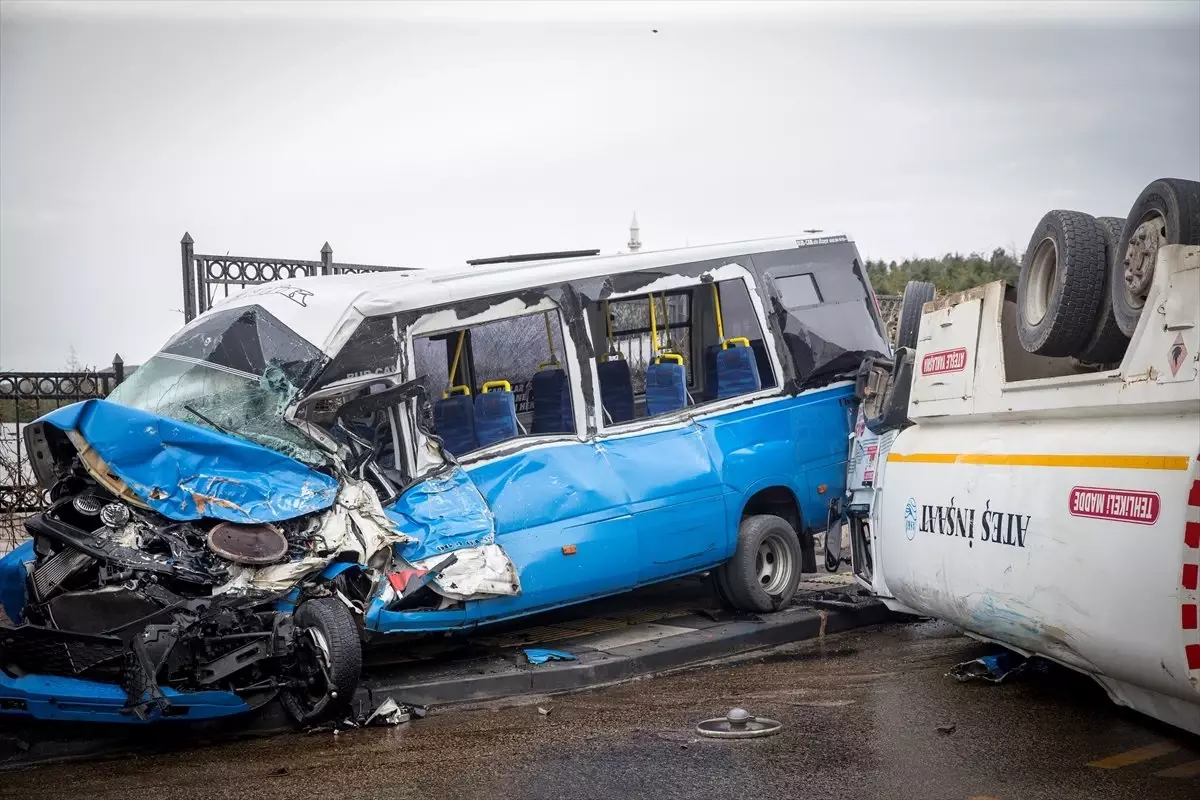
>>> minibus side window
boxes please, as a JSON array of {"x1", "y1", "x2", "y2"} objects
[
  {"x1": 414, "y1": 309, "x2": 575, "y2": 458},
  {"x1": 596, "y1": 291, "x2": 693, "y2": 395},
  {"x1": 697, "y1": 278, "x2": 777, "y2": 401}
]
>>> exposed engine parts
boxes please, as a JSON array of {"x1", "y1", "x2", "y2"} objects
[{"x1": 207, "y1": 522, "x2": 290, "y2": 565}]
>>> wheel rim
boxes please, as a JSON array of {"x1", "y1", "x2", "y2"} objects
[
  {"x1": 1024, "y1": 237, "x2": 1057, "y2": 325},
  {"x1": 754, "y1": 532, "x2": 795, "y2": 595},
  {"x1": 1123, "y1": 213, "x2": 1166, "y2": 309},
  {"x1": 289, "y1": 626, "x2": 333, "y2": 714}
]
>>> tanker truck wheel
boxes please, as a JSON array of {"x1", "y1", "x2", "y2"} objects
[
  {"x1": 1016, "y1": 210, "x2": 1107, "y2": 356},
  {"x1": 895, "y1": 280, "x2": 936, "y2": 350},
  {"x1": 1072, "y1": 216, "x2": 1131, "y2": 364},
  {"x1": 1110, "y1": 178, "x2": 1200, "y2": 337}
]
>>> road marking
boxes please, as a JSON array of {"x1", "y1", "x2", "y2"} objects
[
  {"x1": 1155, "y1": 759, "x2": 1200, "y2": 779},
  {"x1": 887, "y1": 452, "x2": 1190, "y2": 471},
  {"x1": 1088, "y1": 741, "x2": 1181, "y2": 769}
]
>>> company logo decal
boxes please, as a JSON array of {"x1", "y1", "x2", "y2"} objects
[
  {"x1": 904, "y1": 498, "x2": 918, "y2": 540},
  {"x1": 915, "y1": 500, "x2": 1030, "y2": 549}
]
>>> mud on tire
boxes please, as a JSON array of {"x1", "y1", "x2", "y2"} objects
[
  {"x1": 282, "y1": 597, "x2": 362, "y2": 725},
  {"x1": 1016, "y1": 210, "x2": 1107, "y2": 357}
]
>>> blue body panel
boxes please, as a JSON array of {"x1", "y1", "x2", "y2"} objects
[
  {"x1": 0, "y1": 539, "x2": 33, "y2": 623},
  {"x1": 35, "y1": 399, "x2": 338, "y2": 523},
  {"x1": 0, "y1": 672, "x2": 248, "y2": 723},
  {"x1": 370, "y1": 382, "x2": 853, "y2": 632}
]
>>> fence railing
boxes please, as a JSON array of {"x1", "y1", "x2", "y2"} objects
[
  {"x1": 181, "y1": 233, "x2": 415, "y2": 322},
  {"x1": 0, "y1": 357, "x2": 125, "y2": 551}
]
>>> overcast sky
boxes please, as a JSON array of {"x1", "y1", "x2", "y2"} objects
[{"x1": 1, "y1": 0, "x2": 1198, "y2": 371}]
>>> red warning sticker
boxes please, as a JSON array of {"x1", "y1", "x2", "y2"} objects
[
  {"x1": 921, "y1": 347, "x2": 968, "y2": 375},
  {"x1": 1068, "y1": 486, "x2": 1160, "y2": 525}
]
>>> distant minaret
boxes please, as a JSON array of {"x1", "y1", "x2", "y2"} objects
[{"x1": 627, "y1": 213, "x2": 642, "y2": 252}]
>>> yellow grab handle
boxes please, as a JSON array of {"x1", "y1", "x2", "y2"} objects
[
  {"x1": 600, "y1": 349, "x2": 625, "y2": 363},
  {"x1": 721, "y1": 337, "x2": 751, "y2": 350},
  {"x1": 481, "y1": 380, "x2": 512, "y2": 393},
  {"x1": 442, "y1": 384, "x2": 472, "y2": 398},
  {"x1": 655, "y1": 353, "x2": 684, "y2": 365},
  {"x1": 537, "y1": 360, "x2": 561, "y2": 371}
]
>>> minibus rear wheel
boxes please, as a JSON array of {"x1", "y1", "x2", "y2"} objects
[{"x1": 718, "y1": 515, "x2": 803, "y2": 613}]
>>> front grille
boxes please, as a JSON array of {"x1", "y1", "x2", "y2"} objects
[
  {"x1": 31, "y1": 548, "x2": 95, "y2": 601},
  {"x1": 0, "y1": 624, "x2": 125, "y2": 675}
]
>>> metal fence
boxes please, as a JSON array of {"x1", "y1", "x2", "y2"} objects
[
  {"x1": 0, "y1": 357, "x2": 125, "y2": 551},
  {"x1": 181, "y1": 233, "x2": 414, "y2": 322}
]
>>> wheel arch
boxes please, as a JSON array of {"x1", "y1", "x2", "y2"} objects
[{"x1": 739, "y1": 483, "x2": 815, "y2": 572}]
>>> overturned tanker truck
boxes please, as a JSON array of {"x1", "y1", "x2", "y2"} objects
[
  {"x1": 839, "y1": 178, "x2": 1200, "y2": 734},
  {"x1": 1, "y1": 234, "x2": 892, "y2": 725}
]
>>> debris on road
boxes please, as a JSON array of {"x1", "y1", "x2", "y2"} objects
[
  {"x1": 365, "y1": 697, "x2": 411, "y2": 727},
  {"x1": 936, "y1": 723, "x2": 956, "y2": 735},
  {"x1": 949, "y1": 652, "x2": 1028, "y2": 684},
  {"x1": 524, "y1": 648, "x2": 577, "y2": 665},
  {"x1": 537, "y1": 706, "x2": 553, "y2": 716}
]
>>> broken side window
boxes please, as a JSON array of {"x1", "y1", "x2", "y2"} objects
[
  {"x1": 598, "y1": 291, "x2": 693, "y2": 395},
  {"x1": 313, "y1": 315, "x2": 401, "y2": 390},
  {"x1": 414, "y1": 308, "x2": 576, "y2": 458}
]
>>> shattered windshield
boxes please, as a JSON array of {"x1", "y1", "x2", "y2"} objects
[{"x1": 106, "y1": 305, "x2": 330, "y2": 464}]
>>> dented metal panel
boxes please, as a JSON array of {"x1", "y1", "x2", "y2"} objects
[{"x1": 35, "y1": 399, "x2": 340, "y2": 524}]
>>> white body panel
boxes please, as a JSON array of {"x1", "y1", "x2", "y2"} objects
[{"x1": 861, "y1": 246, "x2": 1200, "y2": 734}]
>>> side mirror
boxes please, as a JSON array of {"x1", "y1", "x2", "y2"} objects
[{"x1": 862, "y1": 348, "x2": 914, "y2": 434}]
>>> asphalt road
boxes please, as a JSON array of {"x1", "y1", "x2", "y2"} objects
[{"x1": 4, "y1": 620, "x2": 1197, "y2": 800}]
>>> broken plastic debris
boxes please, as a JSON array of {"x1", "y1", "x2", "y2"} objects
[
  {"x1": 537, "y1": 706, "x2": 553, "y2": 716},
  {"x1": 365, "y1": 697, "x2": 411, "y2": 727},
  {"x1": 524, "y1": 648, "x2": 577, "y2": 665},
  {"x1": 948, "y1": 652, "x2": 1028, "y2": 684}
]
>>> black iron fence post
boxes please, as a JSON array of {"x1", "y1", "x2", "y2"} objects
[{"x1": 181, "y1": 232, "x2": 196, "y2": 323}]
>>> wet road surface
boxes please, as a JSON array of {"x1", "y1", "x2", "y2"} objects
[{"x1": 4, "y1": 620, "x2": 1198, "y2": 800}]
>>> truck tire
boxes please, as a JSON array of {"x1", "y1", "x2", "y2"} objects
[
  {"x1": 282, "y1": 598, "x2": 362, "y2": 725},
  {"x1": 895, "y1": 281, "x2": 936, "y2": 350},
  {"x1": 1073, "y1": 216, "x2": 1132, "y2": 364},
  {"x1": 1110, "y1": 178, "x2": 1200, "y2": 337},
  {"x1": 716, "y1": 514, "x2": 802, "y2": 614},
  {"x1": 1016, "y1": 210, "x2": 1107, "y2": 356}
]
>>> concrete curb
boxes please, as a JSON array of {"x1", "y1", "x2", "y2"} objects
[{"x1": 0, "y1": 599, "x2": 894, "y2": 770}]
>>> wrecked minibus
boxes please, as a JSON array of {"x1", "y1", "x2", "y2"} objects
[
  {"x1": 0, "y1": 234, "x2": 890, "y2": 724},
  {"x1": 841, "y1": 178, "x2": 1200, "y2": 734}
]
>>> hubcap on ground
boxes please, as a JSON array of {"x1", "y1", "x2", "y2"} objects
[
  {"x1": 1123, "y1": 214, "x2": 1166, "y2": 308},
  {"x1": 1025, "y1": 237, "x2": 1058, "y2": 325},
  {"x1": 696, "y1": 707, "x2": 783, "y2": 739},
  {"x1": 754, "y1": 533, "x2": 794, "y2": 595}
]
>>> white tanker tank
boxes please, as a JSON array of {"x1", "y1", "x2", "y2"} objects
[{"x1": 841, "y1": 178, "x2": 1200, "y2": 734}]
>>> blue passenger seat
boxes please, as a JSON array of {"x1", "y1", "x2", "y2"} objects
[
  {"x1": 433, "y1": 393, "x2": 479, "y2": 456},
  {"x1": 530, "y1": 367, "x2": 574, "y2": 434},
  {"x1": 475, "y1": 383, "x2": 519, "y2": 447},
  {"x1": 597, "y1": 357, "x2": 635, "y2": 423},
  {"x1": 715, "y1": 340, "x2": 762, "y2": 398},
  {"x1": 645, "y1": 358, "x2": 689, "y2": 416}
]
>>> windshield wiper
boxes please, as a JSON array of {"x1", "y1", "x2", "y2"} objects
[{"x1": 184, "y1": 404, "x2": 236, "y2": 438}]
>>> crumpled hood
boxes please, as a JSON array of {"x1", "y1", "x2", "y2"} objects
[{"x1": 34, "y1": 399, "x2": 339, "y2": 524}]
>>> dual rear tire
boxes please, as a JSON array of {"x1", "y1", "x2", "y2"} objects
[{"x1": 1016, "y1": 178, "x2": 1200, "y2": 361}]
